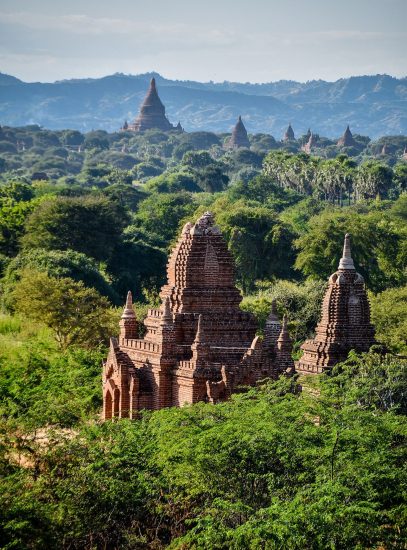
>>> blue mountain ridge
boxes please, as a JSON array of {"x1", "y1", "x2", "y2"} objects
[{"x1": 0, "y1": 72, "x2": 406, "y2": 138}]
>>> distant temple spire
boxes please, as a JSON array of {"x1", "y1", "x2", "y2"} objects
[
  {"x1": 227, "y1": 115, "x2": 250, "y2": 148},
  {"x1": 381, "y1": 143, "x2": 389, "y2": 155},
  {"x1": 302, "y1": 132, "x2": 317, "y2": 154},
  {"x1": 283, "y1": 123, "x2": 295, "y2": 141},
  {"x1": 337, "y1": 125, "x2": 355, "y2": 147},
  {"x1": 125, "y1": 77, "x2": 177, "y2": 132}
]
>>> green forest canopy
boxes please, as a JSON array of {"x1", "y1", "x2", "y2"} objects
[{"x1": 0, "y1": 124, "x2": 406, "y2": 548}]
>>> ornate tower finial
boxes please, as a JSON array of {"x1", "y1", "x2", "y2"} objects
[
  {"x1": 161, "y1": 296, "x2": 172, "y2": 323},
  {"x1": 277, "y1": 315, "x2": 292, "y2": 351},
  {"x1": 191, "y1": 314, "x2": 209, "y2": 364},
  {"x1": 119, "y1": 291, "x2": 137, "y2": 340},
  {"x1": 338, "y1": 233, "x2": 355, "y2": 270},
  {"x1": 194, "y1": 314, "x2": 203, "y2": 344},
  {"x1": 122, "y1": 291, "x2": 135, "y2": 318}
]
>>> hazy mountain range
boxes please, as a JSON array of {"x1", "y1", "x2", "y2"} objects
[{"x1": 0, "y1": 72, "x2": 406, "y2": 139}]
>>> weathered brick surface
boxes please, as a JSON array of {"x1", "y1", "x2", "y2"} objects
[
  {"x1": 102, "y1": 212, "x2": 295, "y2": 419},
  {"x1": 297, "y1": 234, "x2": 376, "y2": 374}
]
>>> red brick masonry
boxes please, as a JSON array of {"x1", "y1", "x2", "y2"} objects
[{"x1": 102, "y1": 212, "x2": 294, "y2": 419}]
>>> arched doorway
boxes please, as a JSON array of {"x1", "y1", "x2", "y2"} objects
[
  {"x1": 104, "y1": 390, "x2": 113, "y2": 420},
  {"x1": 113, "y1": 388, "x2": 120, "y2": 417}
]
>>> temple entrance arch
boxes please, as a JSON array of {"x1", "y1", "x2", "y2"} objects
[
  {"x1": 113, "y1": 388, "x2": 120, "y2": 417},
  {"x1": 104, "y1": 390, "x2": 113, "y2": 420}
]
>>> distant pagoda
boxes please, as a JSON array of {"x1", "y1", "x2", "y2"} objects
[
  {"x1": 301, "y1": 131, "x2": 317, "y2": 154},
  {"x1": 227, "y1": 116, "x2": 250, "y2": 148},
  {"x1": 337, "y1": 125, "x2": 356, "y2": 147},
  {"x1": 126, "y1": 78, "x2": 175, "y2": 132},
  {"x1": 297, "y1": 234, "x2": 376, "y2": 374},
  {"x1": 381, "y1": 143, "x2": 389, "y2": 155},
  {"x1": 283, "y1": 123, "x2": 295, "y2": 141}
]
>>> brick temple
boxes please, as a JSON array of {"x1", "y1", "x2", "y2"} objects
[
  {"x1": 283, "y1": 123, "x2": 295, "y2": 142},
  {"x1": 227, "y1": 116, "x2": 250, "y2": 148},
  {"x1": 123, "y1": 77, "x2": 178, "y2": 132},
  {"x1": 102, "y1": 212, "x2": 294, "y2": 419},
  {"x1": 297, "y1": 234, "x2": 376, "y2": 374},
  {"x1": 337, "y1": 125, "x2": 356, "y2": 147}
]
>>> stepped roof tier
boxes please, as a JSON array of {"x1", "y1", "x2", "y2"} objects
[
  {"x1": 296, "y1": 234, "x2": 376, "y2": 374},
  {"x1": 337, "y1": 125, "x2": 356, "y2": 147},
  {"x1": 283, "y1": 123, "x2": 295, "y2": 141},
  {"x1": 102, "y1": 212, "x2": 294, "y2": 419},
  {"x1": 126, "y1": 78, "x2": 175, "y2": 132},
  {"x1": 227, "y1": 116, "x2": 250, "y2": 148}
]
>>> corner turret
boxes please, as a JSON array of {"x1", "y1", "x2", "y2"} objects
[{"x1": 119, "y1": 291, "x2": 138, "y2": 341}]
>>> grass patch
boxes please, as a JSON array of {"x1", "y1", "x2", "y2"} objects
[{"x1": 0, "y1": 314, "x2": 21, "y2": 335}]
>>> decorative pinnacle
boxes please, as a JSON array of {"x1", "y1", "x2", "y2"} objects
[
  {"x1": 161, "y1": 296, "x2": 172, "y2": 322},
  {"x1": 194, "y1": 314, "x2": 203, "y2": 343},
  {"x1": 338, "y1": 233, "x2": 355, "y2": 270},
  {"x1": 277, "y1": 315, "x2": 292, "y2": 350},
  {"x1": 121, "y1": 291, "x2": 136, "y2": 318}
]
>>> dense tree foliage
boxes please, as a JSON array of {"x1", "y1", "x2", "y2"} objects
[
  {"x1": 12, "y1": 270, "x2": 117, "y2": 349},
  {"x1": 0, "y1": 125, "x2": 406, "y2": 548}
]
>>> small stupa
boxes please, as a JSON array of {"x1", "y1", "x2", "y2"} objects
[
  {"x1": 227, "y1": 116, "x2": 250, "y2": 148},
  {"x1": 337, "y1": 125, "x2": 356, "y2": 147}
]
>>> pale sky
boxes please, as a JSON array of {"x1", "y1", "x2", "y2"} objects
[{"x1": 0, "y1": 0, "x2": 405, "y2": 83}]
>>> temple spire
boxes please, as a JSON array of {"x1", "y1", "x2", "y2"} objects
[
  {"x1": 127, "y1": 77, "x2": 175, "y2": 132},
  {"x1": 277, "y1": 315, "x2": 292, "y2": 352},
  {"x1": 283, "y1": 123, "x2": 295, "y2": 141},
  {"x1": 338, "y1": 233, "x2": 355, "y2": 270},
  {"x1": 161, "y1": 296, "x2": 172, "y2": 323},
  {"x1": 227, "y1": 115, "x2": 250, "y2": 148},
  {"x1": 337, "y1": 125, "x2": 355, "y2": 147},
  {"x1": 122, "y1": 291, "x2": 135, "y2": 318},
  {"x1": 119, "y1": 291, "x2": 137, "y2": 340},
  {"x1": 194, "y1": 314, "x2": 203, "y2": 344},
  {"x1": 191, "y1": 314, "x2": 209, "y2": 364}
]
